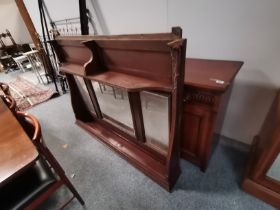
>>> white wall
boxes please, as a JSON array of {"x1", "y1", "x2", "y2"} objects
[
  {"x1": 23, "y1": 0, "x2": 280, "y2": 144},
  {"x1": 168, "y1": 0, "x2": 280, "y2": 144},
  {"x1": 87, "y1": 0, "x2": 168, "y2": 34},
  {"x1": 91, "y1": 0, "x2": 280, "y2": 144},
  {"x1": 0, "y1": 0, "x2": 31, "y2": 44},
  {"x1": 23, "y1": 0, "x2": 80, "y2": 35}
]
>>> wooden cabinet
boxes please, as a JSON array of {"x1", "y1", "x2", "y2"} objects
[
  {"x1": 181, "y1": 59, "x2": 243, "y2": 171},
  {"x1": 181, "y1": 87, "x2": 221, "y2": 172},
  {"x1": 181, "y1": 99, "x2": 213, "y2": 170}
]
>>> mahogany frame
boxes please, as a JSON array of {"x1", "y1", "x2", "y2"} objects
[
  {"x1": 242, "y1": 91, "x2": 280, "y2": 208},
  {"x1": 51, "y1": 27, "x2": 186, "y2": 191}
]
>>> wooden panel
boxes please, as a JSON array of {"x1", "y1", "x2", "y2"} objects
[
  {"x1": 63, "y1": 46, "x2": 92, "y2": 64},
  {"x1": 0, "y1": 98, "x2": 38, "y2": 186},
  {"x1": 243, "y1": 178, "x2": 280, "y2": 209},
  {"x1": 128, "y1": 92, "x2": 146, "y2": 142},
  {"x1": 181, "y1": 103, "x2": 212, "y2": 167},
  {"x1": 94, "y1": 40, "x2": 171, "y2": 52},
  {"x1": 55, "y1": 32, "x2": 179, "y2": 41},
  {"x1": 76, "y1": 120, "x2": 178, "y2": 191},
  {"x1": 86, "y1": 71, "x2": 172, "y2": 92},
  {"x1": 242, "y1": 91, "x2": 280, "y2": 208},
  {"x1": 102, "y1": 49, "x2": 172, "y2": 82},
  {"x1": 185, "y1": 58, "x2": 243, "y2": 91},
  {"x1": 182, "y1": 113, "x2": 200, "y2": 157}
]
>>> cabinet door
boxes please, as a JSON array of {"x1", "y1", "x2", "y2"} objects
[{"x1": 181, "y1": 103, "x2": 212, "y2": 168}]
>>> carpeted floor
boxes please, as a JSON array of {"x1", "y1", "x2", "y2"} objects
[{"x1": 25, "y1": 93, "x2": 275, "y2": 210}]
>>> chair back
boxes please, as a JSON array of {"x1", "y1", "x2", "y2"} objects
[
  {"x1": 16, "y1": 112, "x2": 61, "y2": 171},
  {"x1": 16, "y1": 111, "x2": 42, "y2": 146},
  {"x1": 0, "y1": 94, "x2": 16, "y2": 112},
  {"x1": 0, "y1": 82, "x2": 10, "y2": 95},
  {"x1": 15, "y1": 111, "x2": 85, "y2": 207}
]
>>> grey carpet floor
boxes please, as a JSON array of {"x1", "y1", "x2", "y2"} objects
[{"x1": 23, "y1": 93, "x2": 275, "y2": 210}]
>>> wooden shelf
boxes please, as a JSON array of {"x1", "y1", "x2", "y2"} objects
[
  {"x1": 87, "y1": 71, "x2": 172, "y2": 92},
  {"x1": 60, "y1": 65, "x2": 172, "y2": 92},
  {"x1": 60, "y1": 63, "x2": 85, "y2": 76}
]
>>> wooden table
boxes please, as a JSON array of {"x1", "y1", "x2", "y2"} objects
[
  {"x1": 0, "y1": 98, "x2": 38, "y2": 186},
  {"x1": 182, "y1": 58, "x2": 243, "y2": 171}
]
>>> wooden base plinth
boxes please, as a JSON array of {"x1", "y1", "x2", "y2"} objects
[
  {"x1": 242, "y1": 178, "x2": 280, "y2": 209},
  {"x1": 76, "y1": 120, "x2": 180, "y2": 191}
]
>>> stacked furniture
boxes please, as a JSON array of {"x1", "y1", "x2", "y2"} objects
[
  {"x1": 51, "y1": 27, "x2": 243, "y2": 190},
  {"x1": 0, "y1": 29, "x2": 31, "y2": 73}
]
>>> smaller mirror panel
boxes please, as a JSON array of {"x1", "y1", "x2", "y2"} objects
[
  {"x1": 140, "y1": 91, "x2": 170, "y2": 155},
  {"x1": 267, "y1": 153, "x2": 280, "y2": 182},
  {"x1": 91, "y1": 81, "x2": 134, "y2": 135},
  {"x1": 73, "y1": 75, "x2": 96, "y2": 115}
]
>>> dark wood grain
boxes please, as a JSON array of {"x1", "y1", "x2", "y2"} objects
[
  {"x1": 0, "y1": 98, "x2": 38, "y2": 186},
  {"x1": 185, "y1": 58, "x2": 243, "y2": 91},
  {"x1": 242, "y1": 91, "x2": 280, "y2": 209},
  {"x1": 60, "y1": 63, "x2": 171, "y2": 91},
  {"x1": 76, "y1": 120, "x2": 170, "y2": 189},
  {"x1": 86, "y1": 71, "x2": 172, "y2": 92},
  {"x1": 51, "y1": 28, "x2": 185, "y2": 191},
  {"x1": 128, "y1": 92, "x2": 146, "y2": 142},
  {"x1": 181, "y1": 58, "x2": 243, "y2": 171}
]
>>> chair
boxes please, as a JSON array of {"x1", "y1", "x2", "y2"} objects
[
  {"x1": 23, "y1": 50, "x2": 46, "y2": 84},
  {"x1": 0, "y1": 112, "x2": 85, "y2": 209},
  {"x1": 0, "y1": 94, "x2": 16, "y2": 113},
  {"x1": 0, "y1": 82, "x2": 10, "y2": 95},
  {"x1": 13, "y1": 55, "x2": 31, "y2": 73},
  {"x1": 98, "y1": 82, "x2": 124, "y2": 99}
]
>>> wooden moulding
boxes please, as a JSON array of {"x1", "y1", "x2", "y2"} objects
[
  {"x1": 52, "y1": 27, "x2": 186, "y2": 191},
  {"x1": 52, "y1": 28, "x2": 186, "y2": 92},
  {"x1": 242, "y1": 91, "x2": 280, "y2": 208},
  {"x1": 242, "y1": 178, "x2": 280, "y2": 209}
]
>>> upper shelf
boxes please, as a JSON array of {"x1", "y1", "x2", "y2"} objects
[
  {"x1": 54, "y1": 28, "x2": 186, "y2": 92},
  {"x1": 86, "y1": 71, "x2": 172, "y2": 92},
  {"x1": 60, "y1": 63, "x2": 172, "y2": 91}
]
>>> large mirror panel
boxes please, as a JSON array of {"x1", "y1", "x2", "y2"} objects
[
  {"x1": 91, "y1": 81, "x2": 135, "y2": 135},
  {"x1": 140, "y1": 91, "x2": 170, "y2": 155},
  {"x1": 74, "y1": 75, "x2": 96, "y2": 115}
]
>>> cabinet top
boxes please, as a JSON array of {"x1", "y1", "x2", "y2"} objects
[{"x1": 185, "y1": 58, "x2": 243, "y2": 92}]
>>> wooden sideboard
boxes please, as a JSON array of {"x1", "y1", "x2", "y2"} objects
[{"x1": 182, "y1": 58, "x2": 243, "y2": 171}]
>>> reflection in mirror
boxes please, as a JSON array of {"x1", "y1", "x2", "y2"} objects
[
  {"x1": 74, "y1": 76, "x2": 96, "y2": 115},
  {"x1": 91, "y1": 81, "x2": 134, "y2": 135},
  {"x1": 140, "y1": 91, "x2": 169, "y2": 155},
  {"x1": 267, "y1": 153, "x2": 280, "y2": 182}
]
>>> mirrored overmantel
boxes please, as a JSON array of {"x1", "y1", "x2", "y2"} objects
[{"x1": 52, "y1": 28, "x2": 186, "y2": 190}]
